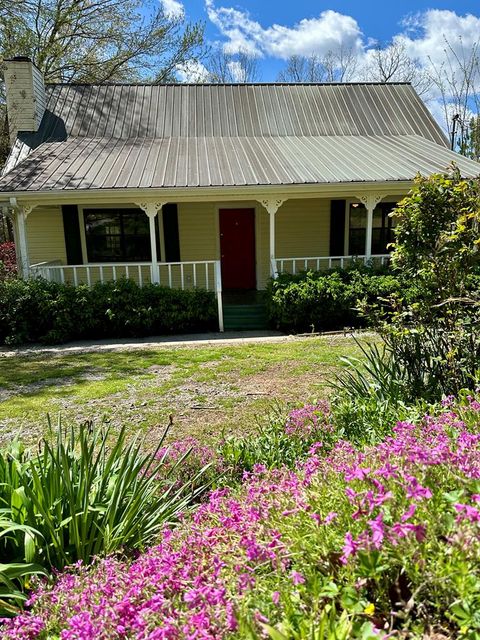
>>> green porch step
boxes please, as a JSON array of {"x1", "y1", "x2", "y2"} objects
[{"x1": 223, "y1": 303, "x2": 269, "y2": 331}]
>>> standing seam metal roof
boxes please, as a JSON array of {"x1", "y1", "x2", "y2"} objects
[
  {"x1": 1, "y1": 134, "x2": 479, "y2": 192},
  {"x1": 1, "y1": 82, "x2": 478, "y2": 192}
]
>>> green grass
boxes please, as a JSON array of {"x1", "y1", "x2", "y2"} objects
[{"x1": 0, "y1": 335, "x2": 362, "y2": 445}]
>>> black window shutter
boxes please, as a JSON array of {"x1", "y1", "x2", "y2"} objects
[
  {"x1": 329, "y1": 199, "x2": 346, "y2": 256},
  {"x1": 163, "y1": 204, "x2": 180, "y2": 262},
  {"x1": 62, "y1": 205, "x2": 83, "y2": 264}
]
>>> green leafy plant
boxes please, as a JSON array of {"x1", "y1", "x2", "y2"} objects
[
  {"x1": 266, "y1": 264, "x2": 402, "y2": 333},
  {"x1": 0, "y1": 418, "x2": 213, "y2": 574},
  {"x1": 360, "y1": 167, "x2": 480, "y2": 402},
  {"x1": 0, "y1": 277, "x2": 217, "y2": 345},
  {"x1": 219, "y1": 402, "x2": 334, "y2": 478},
  {"x1": 331, "y1": 338, "x2": 415, "y2": 442},
  {"x1": 0, "y1": 519, "x2": 46, "y2": 616}
]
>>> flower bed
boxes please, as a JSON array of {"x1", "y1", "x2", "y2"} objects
[{"x1": 3, "y1": 395, "x2": 480, "y2": 639}]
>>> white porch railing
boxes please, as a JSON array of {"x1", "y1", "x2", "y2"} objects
[
  {"x1": 274, "y1": 254, "x2": 390, "y2": 275},
  {"x1": 29, "y1": 260, "x2": 224, "y2": 332}
]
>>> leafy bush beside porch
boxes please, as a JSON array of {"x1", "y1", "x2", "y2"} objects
[
  {"x1": 266, "y1": 266, "x2": 403, "y2": 333},
  {"x1": 0, "y1": 278, "x2": 217, "y2": 345}
]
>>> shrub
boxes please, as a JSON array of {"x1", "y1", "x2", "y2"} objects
[
  {"x1": 391, "y1": 167, "x2": 480, "y2": 307},
  {"x1": 0, "y1": 418, "x2": 213, "y2": 615},
  {"x1": 5, "y1": 394, "x2": 480, "y2": 639},
  {"x1": 361, "y1": 168, "x2": 480, "y2": 402},
  {"x1": 266, "y1": 265, "x2": 402, "y2": 333},
  {"x1": 0, "y1": 277, "x2": 217, "y2": 345}
]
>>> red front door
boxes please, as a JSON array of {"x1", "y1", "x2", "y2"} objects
[{"x1": 219, "y1": 208, "x2": 256, "y2": 289}]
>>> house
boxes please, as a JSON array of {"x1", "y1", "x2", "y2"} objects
[{"x1": 1, "y1": 56, "x2": 479, "y2": 330}]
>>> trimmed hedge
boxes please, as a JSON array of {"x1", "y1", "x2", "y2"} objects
[
  {"x1": 266, "y1": 266, "x2": 403, "y2": 332},
  {"x1": 0, "y1": 278, "x2": 218, "y2": 345}
]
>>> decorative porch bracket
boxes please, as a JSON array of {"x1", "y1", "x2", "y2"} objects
[
  {"x1": 8, "y1": 198, "x2": 38, "y2": 278},
  {"x1": 257, "y1": 198, "x2": 287, "y2": 278},
  {"x1": 355, "y1": 193, "x2": 384, "y2": 260},
  {"x1": 134, "y1": 201, "x2": 167, "y2": 283}
]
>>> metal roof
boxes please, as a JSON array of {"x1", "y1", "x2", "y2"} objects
[
  {"x1": 1, "y1": 134, "x2": 478, "y2": 192},
  {"x1": 17, "y1": 83, "x2": 450, "y2": 142},
  {"x1": 1, "y1": 82, "x2": 478, "y2": 193}
]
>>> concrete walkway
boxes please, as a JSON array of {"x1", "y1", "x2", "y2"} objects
[{"x1": 0, "y1": 330, "x2": 303, "y2": 357}]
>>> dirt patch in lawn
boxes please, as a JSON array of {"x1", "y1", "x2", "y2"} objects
[{"x1": 0, "y1": 335, "x2": 363, "y2": 446}]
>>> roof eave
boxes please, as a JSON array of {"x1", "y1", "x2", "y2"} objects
[{"x1": 0, "y1": 180, "x2": 415, "y2": 206}]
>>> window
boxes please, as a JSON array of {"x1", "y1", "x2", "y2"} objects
[
  {"x1": 348, "y1": 202, "x2": 396, "y2": 255},
  {"x1": 84, "y1": 208, "x2": 158, "y2": 263}
]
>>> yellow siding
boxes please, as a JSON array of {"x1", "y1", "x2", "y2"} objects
[
  {"x1": 276, "y1": 198, "x2": 330, "y2": 258},
  {"x1": 22, "y1": 197, "x2": 363, "y2": 290},
  {"x1": 26, "y1": 205, "x2": 67, "y2": 265},
  {"x1": 177, "y1": 202, "x2": 217, "y2": 261},
  {"x1": 177, "y1": 199, "x2": 332, "y2": 290}
]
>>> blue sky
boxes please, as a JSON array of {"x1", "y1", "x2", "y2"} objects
[{"x1": 166, "y1": 0, "x2": 480, "y2": 81}]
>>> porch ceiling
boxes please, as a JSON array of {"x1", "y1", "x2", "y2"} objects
[{"x1": 0, "y1": 133, "x2": 478, "y2": 193}]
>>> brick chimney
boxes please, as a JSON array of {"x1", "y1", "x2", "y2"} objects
[{"x1": 2, "y1": 57, "x2": 46, "y2": 144}]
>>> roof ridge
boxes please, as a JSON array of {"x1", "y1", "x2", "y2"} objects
[{"x1": 46, "y1": 81, "x2": 413, "y2": 88}]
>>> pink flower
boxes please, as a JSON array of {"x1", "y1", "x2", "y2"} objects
[
  {"x1": 368, "y1": 513, "x2": 385, "y2": 549},
  {"x1": 290, "y1": 571, "x2": 305, "y2": 586},
  {"x1": 272, "y1": 591, "x2": 280, "y2": 605},
  {"x1": 341, "y1": 532, "x2": 358, "y2": 563},
  {"x1": 454, "y1": 503, "x2": 480, "y2": 522},
  {"x1": 401, "y1": 503, "x2": 417, "y2": 522},
  {"x1": 324, "y1": 511, "x2": 338, "y2": 524}
]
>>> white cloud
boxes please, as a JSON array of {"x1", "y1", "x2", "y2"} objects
[
  {"x1": 398, "y1": 10, "x2": 480, "y2": 67},
  {"x1": 205, "y1": 1, "x2": 363, "y2": 59},
  {"x1": 161, "y1": 0, "x2": 184, "y2": 19},
  {"x1": 204, "y1": 3, "x2": 480, "y2": 81},
  {"x1": 203, "y1": 3, "x2": 480, "y2": 130},
  {"x1": 176, "y1": 60, "x2": 210, "y2": 82}
]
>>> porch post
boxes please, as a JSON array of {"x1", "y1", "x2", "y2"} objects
[
  {"x1": 9, "y1": 199, "x2": 37, "y2": 278},
  {"x1": 134, "y1": 201, "x2": 166, "y2": 284},
  {"x1": 355, "y1": 193, "x2": 384, "y2": 260},
  {"x1": 258, "y1": 198, "x2": 287, "y2": 277}
]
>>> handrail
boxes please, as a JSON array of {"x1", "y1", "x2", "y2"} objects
[
  {"x1": 275, "y1": 254, "x2": 390, "y2": 275},
  {"x1": 29, "y1": 259, "x2": 225, "y2": 332}
]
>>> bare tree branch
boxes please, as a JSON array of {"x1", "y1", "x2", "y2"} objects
[
  {"x1": 362, "y1": 41, "x2": 432, "y2": 95},
  {"x1": 277, "y1": 48, "x2": 357, "y2": 83},
  {"x1": 206, "y1": 49, "x2": 261, "y2": 83}
]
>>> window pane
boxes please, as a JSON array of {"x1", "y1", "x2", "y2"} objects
[
  {"x1": 84, "y1": 209, "x2": 152, "y2": 262},
  {"x1": 85, "y1": 212, "x2": 121, "y2": 236},
  {"x1": 122, "y1": 211, "x2": 149, "y2": 236},
  {"x1": 349, "y1": 204, "x2": 366, "y2": 228},
  {"x1": 349, "y1": 229, "x2": 365, "y2": 255},
  {"x1": 372, "y1": 207, "x2": 384, "y2": 229},
  {"x1": 349, "y1": 202, "x2": 397, "y2": 255}
]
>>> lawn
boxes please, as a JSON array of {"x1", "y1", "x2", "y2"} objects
[{"x1": 0, "y1": 334, "x2": 360, "y2": 447}]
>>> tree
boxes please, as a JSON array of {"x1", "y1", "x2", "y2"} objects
[
  {"x1": 206, "y1": 49, "x2": 260, "y2": 83},
  {"x1": 427, "y1": 37, "x2": 480, "y2": 152},
  {"x1": 371, "y1": 168, "x2": 480, "y2": 400},
  {"x1": 0, "y1": 0, "x2": 205, "y2": 83},
  {"x1": 461, "y1": 115, "x2": 480, "y2": 161},
  {"x1": 277, "y1": 47, "x2": 357, "y2": 83},
  {"x1": 363, "y1": 40, "x2": 431, "y2": 96}
]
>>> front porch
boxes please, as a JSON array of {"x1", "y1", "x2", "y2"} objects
[{"x1": 9, "y1": 191, "x2": 400, "y2": 332}]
